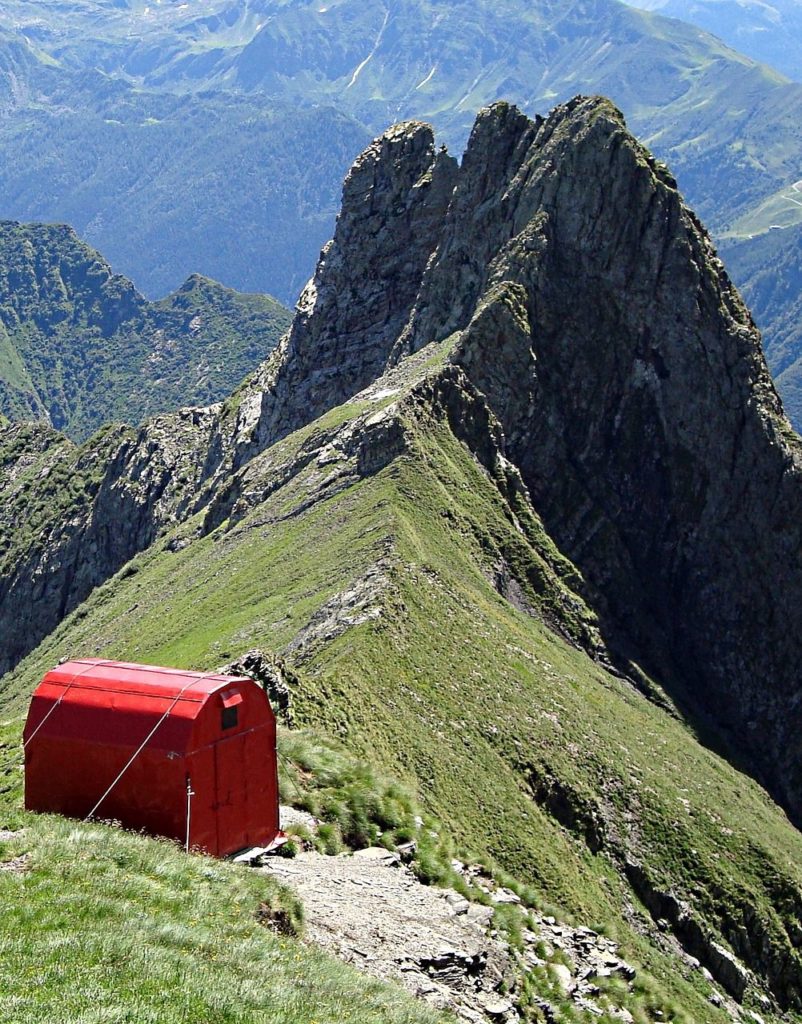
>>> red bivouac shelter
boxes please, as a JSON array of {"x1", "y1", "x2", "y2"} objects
[{"x1": 23, "y1": 659, "x2": 281, "y2": 857}]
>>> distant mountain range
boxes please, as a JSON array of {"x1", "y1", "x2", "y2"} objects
[
  {"x1": 0, "y1": 221, "x2": 290, "y2": 441},
  {"x1": 1, "y1": 0, "x2": 801, "y2": 424},
  {"x1": 0, "y1": 45, "x2": 370, "y2": 302},
  {"x1": 6, "y1": 0, "x2": 802, "y2": 226},
  {"x1": 624, "y1": 0, "x2": 802, "y2": 81}
]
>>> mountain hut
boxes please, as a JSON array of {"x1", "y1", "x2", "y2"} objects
[{"x1": 23, "y1": 659, "x2": 281, "y2": 857}]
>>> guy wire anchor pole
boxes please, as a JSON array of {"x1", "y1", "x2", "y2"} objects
[{"x1": 185, "y1": 776, "x2": 195, "y2": 853}]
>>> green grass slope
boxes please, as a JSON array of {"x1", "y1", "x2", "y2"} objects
[
  {"x1": 623, "y1": 0, "x2": 802, "y2": 83},
  {"x1": 4, "y1": 366, "x2": 802, "y2": 1020},
  {"x1": 0, "y1": 222, "x2": 291, "y2": 441},
  {"x1": 0, "y1": 726, "x2": 447, "y2": 1024}
]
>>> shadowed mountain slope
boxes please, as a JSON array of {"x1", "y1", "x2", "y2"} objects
[
  {"x1": 721, "y1": 224, "x2": 802, "y2": 426},
  {"x1": 4, "y1": 97, "x2": 802, "y2": 1016}
]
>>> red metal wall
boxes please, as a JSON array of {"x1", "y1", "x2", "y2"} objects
[
  {"x1": 187, "y1": 688, "x2": 280, "y2": 855},
  {"x1": 24, "y1": 662, "x2": 280, "y2": 857}
]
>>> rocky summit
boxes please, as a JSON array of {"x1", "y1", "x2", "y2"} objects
[
  {"x1": 5, "y1": 95, "x2": 802, "y2": 1018},
  {"x1": 275, "y1": 94, "x2": 802, "y2": 831},
  {"x1": 12, "y1": 91, "x2": 794, "y2": 822}
]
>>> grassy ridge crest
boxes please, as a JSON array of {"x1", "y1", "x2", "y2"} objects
[{"x1": 4, "y1": 379, "x2": 802, "y2": 1019}]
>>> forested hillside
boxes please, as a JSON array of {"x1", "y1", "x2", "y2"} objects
[{"x1": 0, "y1": 221, "x2": 290, "y2": 440}]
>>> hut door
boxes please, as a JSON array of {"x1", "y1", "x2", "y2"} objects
[{"x1": 214, "y1": 733, "x2": 249, "y2": 855}]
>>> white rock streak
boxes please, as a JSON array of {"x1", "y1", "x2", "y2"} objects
[
  {"x1": 346, "y1": 8, "x2": 389, "y2": 89},
  {"x1": 415, "y1": 65, "x2": 437, "y2": 90}
]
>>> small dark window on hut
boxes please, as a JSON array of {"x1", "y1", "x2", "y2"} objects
[{"x1": 222, "y1": 706, "x2": 238, "y2": 730}]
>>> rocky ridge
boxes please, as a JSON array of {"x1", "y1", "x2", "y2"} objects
[
  {"x1": 264, "y1": 811, "x2": 748, "y2": 1024},
  {"x1": 4, "y1": 95, "x2": 802, "y2": 1013},
  {"x1": 228, "y1": 94, "x2": 802, "y2": 835},
  {"x1": 4, "y1": 95, "x2": 802, "y2": 816}
]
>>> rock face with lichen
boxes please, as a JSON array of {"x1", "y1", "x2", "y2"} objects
[
  {"x1": 391, "y1": 98, "x2": 802, "y2": 830},
  {"x1": 408, "y1": 98, "x2": 802, "y2": 827},
  {"x1": 238, "y1": 95, "x2": 802, "y2": 834},
  {"x1": 237, "y1": 122, "x2": 458, "y2": 463},
  {"x1": 3, "y1": 94, "x2": 802, "y2": 850},
  {"x1": 220, "y1": 649, "x2": 296, "y2": 725}
]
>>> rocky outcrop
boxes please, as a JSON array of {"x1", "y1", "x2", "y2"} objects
[
  {"x1": 231, "y1": 96, "x2": 802, "y2": 841},
  {"x1": 220, "y1": 649, "x2": 296, "y2": 725},
  {"x1": 4, "y1": 94, "x2": 802, "y2": 842},
  {"x1": 230, "y1": 94, "x2": 801, "y2": 837},
  {"x1": 400, "y1": 97, "x2": 802, "y2": 831},
  {"x1": 0, "y1": 407, "x2": 226, "y2": 674},
  {"x1": 234, "y1": 122, "x2": 457, "y2": 463}
]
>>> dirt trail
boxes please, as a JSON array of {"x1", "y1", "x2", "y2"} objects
[
  {"x1": 261, "y1": 812, "x2": 742, "y2": 1023},
  {"x1": 263, "y1": 847, "x2": 518, "y2": 1023}
]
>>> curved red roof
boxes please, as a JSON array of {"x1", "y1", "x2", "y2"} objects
[
  {"x1": 40, "y1": 658, "x2": 248, "y2": 702},
  {"x1": 24, "y1": 659, "x2": 281, "y2": 856}
]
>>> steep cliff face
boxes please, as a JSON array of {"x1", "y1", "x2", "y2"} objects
[
  {"x1": 239, "y1": 122, "x2": 458, "y2": 462},
  {"x1": 4, "y1": 95, "x2": 802, "y2": 827},
  {"x1": 395, "y1": 97, "x2": 802, "y2": 824},
  {"x1": 0, "y1": 408, "x2": 229, "y2": 675},
  {"x1": 227, "y1": 95, "x2": 802, "y2": 827}
]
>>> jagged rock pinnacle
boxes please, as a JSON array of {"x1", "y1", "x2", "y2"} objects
[{"x1": 4, "y1": 95, "x2": 802, "y2": 849}]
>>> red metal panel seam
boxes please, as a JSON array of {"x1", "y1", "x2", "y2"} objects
[
  {"x1": 23, "y1": 660, "x2": 116, "y2": 749},
  {"x1": 84, "y1": 671, "x2": 211, "y2": 822}
]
